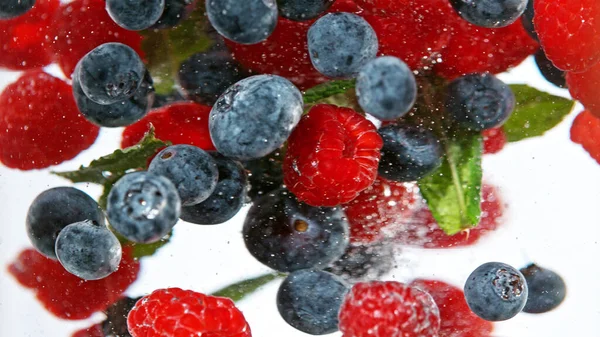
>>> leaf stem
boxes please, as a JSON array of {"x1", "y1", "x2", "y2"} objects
[{"x1": 443, "y1": 141, "x2": 467, "y2": 224}]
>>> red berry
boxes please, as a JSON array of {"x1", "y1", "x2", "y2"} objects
[
  {"x1": 567, "y1": 62, "x2": 600, "y2": 118},
  {"x1": 283, "y1": 104, "x2": 383, "y2": 207},
  {"x1": 48, "y1": 0, "x2": 145, "y2": 78},
  {"x1": 72, "y1": 325, "x2": 104, "y2": 337},
  {"x1": 482, "y1": 128, "x2": 507, "y2": 154},
  {"x1": 410, "y1": 279, "x2": 494, "y2": 337},
  {"x1": 534, "y1": 0, "x2": 600, "y2": 72},
  {"x1": 0, "y1": 71, "x2": 100, "y2": 170},
  {"x1": 127, "y1": 288, "x2": 252, "y2": 337},
  {"x1": 0, "y1": 0, "x2": 58, "y2": 70},
  {"x1": 7, "y1": 247, "x2": 140, "y2": 320},
  {"x1": 355, "y1": 0, "x2": 410, "y2": 15},
  {"x1": 570, "y1": 110, "x2": 600, "y2": 164},
  {"x1": 121, "y1": 102, "x2": 215, "y2": 151},
  {"x1": 339, "y1": 281, "x2": 441, "y2": 337}
]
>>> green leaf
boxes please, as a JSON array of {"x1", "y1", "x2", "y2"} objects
[
  {"x1": 129, "y1": 232, "x2": 173, "y2": 259},
  {"x1": 140, "y1": 6, "x2": 213, "y2": 94},
  {"x1": 504, "y1": 84, "x2": 576, "y2": 142},
  {"x1": 303, "y1": 79, "x2": 357, "y2": 105},
  {"x1": 418, "y1": 132, "x2": 483, "y2": 235},
  {"x1": 212, "y1": 273, "x2": 284, "y2": 302}
]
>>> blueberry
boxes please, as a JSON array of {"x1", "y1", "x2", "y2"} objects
[
  {"x1": 243, "y1": 150, "x2": 284, "y2": 201},
  {"x1": 26, "y1": 187, "x2": 105, "y2": 259},
  {"x1": 152, "y1": 90, "x2": 185, "y2": 109},
  {"x1": 205, "y1": 0, "x2": 278, "y2": 44},
  {"x1": 107, "y1": 172, "x2": 181, "y2": 243},
  {"x1": 446, "y1": 73, "x2": 515, "y2": 131},
  {"x1": 277, "y1": 269, "x2": 349, "y2": 335},
  {"x1": 377, "y1": 123, "x2": 443, "y2": 182},
  {"x1": 534, "y1": 49, "x2": 566, "y2": 88},
  {"x1": 449, "y1": 0, "x2": 528, "y2": 28},
  {"x1": 356, "y1": 56, "x2": 417, "y2": 121},
  {"x1": 520, "y1": 264, "x2": 567, "y2": 314},
  {"x1": 521, "y1": 0, "x2": 537, "y2": 41},
  {"x1": 325, "y1": 242, "x2": 397, "y2": 283},
  {"x1": 153, "y1": 0, "x2": 194, "y2": 29},
  {"x1": 178, "y1": 51, "x2": 247, "y2": 106},
  {"x1": 277, "y1": 0, "x2": 335, "y2": 21},
  {"x1": 209, "y1": 75, "x2": 303, "y2": 160},
  {"x1": 102, "y1": 297, "x2": 141, "y2": 336},
  {"x1": 308, "y1": 12, "x2": 378, "y2": 79},
  {"x1": 0, "y1": 0, "x2": 35, "y2": 20},
  {"x1": 243, "y1": 188, "x2": 349, "y2": 272},
  {"x1": 149, "y1": 145, "x2": 219, "y2": 206},
  {"x1": 106, "y1": 0, "x2": 165, "y2": 31},
  {"x1": 464, "y1": 262, "x2": 528, "y2": 321},
  {"x1": 55, "y1": 220, "x2": 122, "y2": 280},
  {"x1": 78, "y1": 43, "x2": 146, "y2": 105},
  {"x1": 179, "y1": 153, "x2": 248, "y2": 225},
  {"x1": 73, "y1": 63, "x2": 155, "y2": 127}
]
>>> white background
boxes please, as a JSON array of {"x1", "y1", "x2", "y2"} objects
[{"x1": 1, "y1": 58, "x2": 599, "y2": 337}]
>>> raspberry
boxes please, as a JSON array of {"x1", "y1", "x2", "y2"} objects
[
  {"x1": 534, "y1": 0, "x2": 600, "y2": 72},
  {"x1": 121, "y1": 102, "x2": 215, "y2": 151},
  {"x1": 339, "y1": 281, "x2": 441, "y2": 337},
  {"x1": 72, "y1": 325, "x2": 104, "y2": 337},
  {"x1": 283, "y1": 104, "x2": 383, "y2": 206},
  {"x1": 7, "y1": 247, "x2": 140, "y2": 320},
  {"x1": 483, "y1": 128, "x2": 507, "y2": 154},
  {"x1": 355, "y1": 0, "x2": 410, "y2": 15},
  {"x1": 570, "y1": 110, "x2": 600, "y2": 164},
  {"x1": 0, "y1": 71, "x2": 100, "y2": 170},
  {"x1": 0, "y1": 0, "x2": 58, "y2": 70},
  {"x1": 48, "y1": 0, "x2": 145, "y2": 78},
  {"x1": 127, "y1": 288, "x2": 252, "y2": 337},
  {"x1": 410, "y1": 279, "x2": 494, "y2": 337},
  {"x1": 566, "y1": 62, "x2": 600, "y2": 118}
]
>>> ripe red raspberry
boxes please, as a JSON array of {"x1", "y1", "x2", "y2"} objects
[
  {"x1": 570, "y1": 110, "x2": 600, "y2": 164},
  {"x1": 48, "y1": 0, "x2": 145, "y2": 78},
  {"x1": 339, "y1": 281, "x2": 441, "y2": 337},
  {"x1": 534, "y1": 0, "x2": 600, "y2": 72},
  {"x1": 0, "y1": 0, "x2": 58, "y2": 70},
  {"x1": 0, "y1": 71, "x2": 100, "y2": 170},
  {"x1": 355, "y1": 0, "x2": 410, "y2": 15},
  {"x1": 410, "y1": 279, "x2": 494, "y2": 337},
  {"x1": 72, "y1": 325, "x2": 104, "y2": 337},
  {"x1": 121, "y1": 102, "x2": 215, "y2": 151},
  {"x1": 8, "y1": 247, "x2": 140, "y2": 320},
  {"x1": 127, "y1": 288, "x2": 252, "y2": 337},
  {"x1": 483, "y1": 128, "x2": 507, "y2": 154},
  {"x1": 283, "y1": 104, "x2": 383, "y2": 207},
  {"x1": 567, "y1": 62, "x2": 600, "y2": 118}
]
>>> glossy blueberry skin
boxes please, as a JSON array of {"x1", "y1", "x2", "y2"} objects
[
  {"x1": 325, "y1": 242, "x2": 397, "y2": 283},
  {"x1": 243, "y1": 188, "x2": 349, "y2": 272},
  {"x1": 107, "y1": 172, "x2": 181, "y2": 243},
  {"x1": 209, "y1": 75, "x2": 303, "y2": 160},
  {"x1": 378, "y1": 124, "x2": 443, "y2": 182},
  {"x1": 534, "y1": 49, "x2": 566, "y2": 88},
  {"x1": 0, "y1": 0, "x2": 35, "y2": 20},
  {"x1": 179, "y1": 153, "x2": 247, "y2": 225},
  {"x1": 277, "y1": 0, "x2": 335, "y2": 21},
  {"x1": 308, "y1": 12, "x2": 378, "y2": 79},
  {"x1": 78, "y1": 43, "x2": 146, "y2": 105},
  {"x1": 106, "y1": 0, "x2": 165, "y2": 31},
  {"x1": 520, "y1": 264, "x2": 567, "y2": 314},
  {"x1": 153, "y1": 0, "x2": 194, "y2": 29},
  {"x1": 447, "y1": 73, "x2": 515, "y2": 131},
  {"x1": 449, "y1": 0, "x2": 528, "y2": 28},
  {"x1": 464, "y1": 262, "x2": 528, "y2": 321},
  {"x1": 521, "y1": 0, "x2": 537, "y2": 41},
  {"x1": 73, "y1": 63, "x2": 155, "y2": 127},
  {"x1": 356, "y1": 56, "x2": 417, "y2": 121},
  {"x1": 149, "y1": 145, "x2": 219, "y2": 206},
  {"x1": 55, "y1": 220, "x2": 122, "y2": 280},
  {"x1": 26, "y1": 187, "x2": 105, "y2": 259},
  {"x1": 178, "y1": 51, "x2": 247, "y2": 106},
  {"x1": 277, "y1": 269, "x2": 349, "y2": 335},
  {"x1": 205, "y1": 0, "x2": 278, "y2": 44}
]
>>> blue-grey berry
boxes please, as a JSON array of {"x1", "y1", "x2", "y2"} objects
[
  {"x1": 308, "y1": 12, "x2": 378, "y2": 79},
  {"x1": 55, "y1": 220, "x2": 122, "y2": 280},
  {"x1": 106, "y1": 0, "x2": 165, "y2": 31},
  {"x1": 325, "y1": 242, "x2": 397, "y2": 283},
  {"x1": 206, "y1": 0, "x2": 278, "y2": 45},
  {"x1": 107, "y1": 172, "x2": 181, "y2": 243},
  {"x1": 78, "y1": 43, "x2": 146, "y2": 105},
  {"x1": 534, "y1": 49, "x2": 566, "y2": 88},
  {"x1": 521, "y1": 0, "x2": 537, "y2": 41},
  {"x1": 209, "y1": 75, "x2": 303, "y2": 160},
  {"x1": 26, "y1": 187, "x2": 105, "y2": 259},
  {"x1": 149, "y1": 145, "x2": 219, "y2": 206},
  {"x1": 277, "y1": 269, "x2": 349, "y2": 335},
  {"x1": 446, "y1": 73, "x2": 515, "y2": 131},
  {"x1": 520, "y1": 264, "x2": 567, "y2": 314},
  {"x1": 179, "y1": 153, "x2": 248, "y2": 225},
  {"x1": 464, "y1": 262, "x2": 528, "y2": 321},
  {"x1": 277, "y1": 0, "x2": 335, "y2": 21},
  {"x1": 153, "y1": 0, "x2": 194, "y2": 29},
  {"x1": 356, "y1": 56, "x2": 417, "y2": 121},
  {"x1": 0, "y1": 0, "x2": 35, "y2": 20},
  {"x1": 450, "y1": 0, "x2": 528, "y2": 28}
]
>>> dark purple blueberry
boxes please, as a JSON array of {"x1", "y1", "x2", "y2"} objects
[{"x1": 520, "y1": 264, "x2": 567, "y2": 314}]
